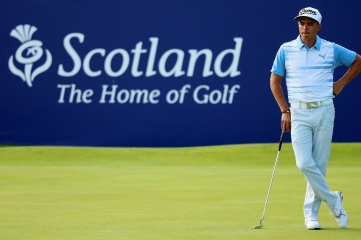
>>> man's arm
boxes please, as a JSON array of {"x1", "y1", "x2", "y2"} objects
[
  {"x1": 334, "y1": 54, "x2": 361, "y2": 96},
  {"x1": 270, "y1": 72, "x2": 291, "y2": 132}
]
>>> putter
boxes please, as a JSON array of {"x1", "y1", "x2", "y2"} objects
[{"x1": 252, "y1": 131, "x2": 285, "y2": 229}]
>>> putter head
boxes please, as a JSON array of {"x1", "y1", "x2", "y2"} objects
[
  {"x1": 252, "y1": 219, "x2": 263, "y2": 229},
  {"x1": 252, "y1": 224, "x2": 263, "y2": 229}
]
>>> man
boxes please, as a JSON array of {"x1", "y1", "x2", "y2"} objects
[{"x1": 270, "y1": 7, "x2": 361, "y2": 230}]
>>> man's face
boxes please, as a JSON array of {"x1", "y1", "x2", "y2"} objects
[{"x1": 298, "y1": 17, "x2": 321, "y2": 40}]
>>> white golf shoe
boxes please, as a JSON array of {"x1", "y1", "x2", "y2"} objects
[
  {"x1": 305, "y1": 219, "x2": 321, "y2": 230},
  {"x1": 331, "y1": 191, "x2": 348, "y2": 228}
]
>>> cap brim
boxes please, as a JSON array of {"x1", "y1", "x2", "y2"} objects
[{"x1": 294, "y1": 15, "x2": 320, "y2": 23}]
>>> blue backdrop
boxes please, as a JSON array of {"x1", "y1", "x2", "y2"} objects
[{"x1": 1, "y1": 0, "x2": 360, "y2": 147}]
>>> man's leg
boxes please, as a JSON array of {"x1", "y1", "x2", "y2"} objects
[
  {"x1": 291, "y1": 106, "x2": 337, "y2": 217},
  {"x1": 307, "y1": 103, "x2": 335, "y2": 219},
  {"x1": 304, "y1": 183, "x2": 321, "y2": 221}
]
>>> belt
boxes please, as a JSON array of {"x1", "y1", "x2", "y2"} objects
[{"x1": 290, "y1": 99, "x2": 333, "y2": 109}]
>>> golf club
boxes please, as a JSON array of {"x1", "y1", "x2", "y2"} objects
[{"x1": 252, "y1": 131, "x2": 285, "y2": 229}]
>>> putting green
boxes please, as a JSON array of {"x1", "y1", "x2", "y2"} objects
[{"x1": 0, "y1": 143, "x2": 360, "y2": 239}]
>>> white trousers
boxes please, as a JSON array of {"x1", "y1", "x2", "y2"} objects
[{"x1": 290, "y1": 101, "x2": 337, "y2": 221}]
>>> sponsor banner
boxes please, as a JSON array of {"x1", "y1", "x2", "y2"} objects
[{"x1": 1, "y1": 1, "x2": 361, "y2": 146}]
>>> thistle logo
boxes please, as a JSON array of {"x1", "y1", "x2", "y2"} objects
[{"x1": 8, "y1": 24, "x2": 52, "y2": 87}]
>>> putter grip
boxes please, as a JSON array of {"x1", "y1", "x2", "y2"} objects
[{"x1": 278, "y1": 131, "x2": 285, "y2": 151}]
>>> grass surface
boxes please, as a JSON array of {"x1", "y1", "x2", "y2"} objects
[{"x1": 0, "y1": 143, "x2": 360, "y2": 239}]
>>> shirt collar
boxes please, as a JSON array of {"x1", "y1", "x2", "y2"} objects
[{"x1": 296, "y1": 35, "x2": 321, "y2": 50}]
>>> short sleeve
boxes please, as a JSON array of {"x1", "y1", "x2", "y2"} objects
[
  {"x1": 334, "y1": 44, "x2": 356, "y2": 67},
  {"x1": 271, "y1": 45, "x2": 286, "y2": 77}
]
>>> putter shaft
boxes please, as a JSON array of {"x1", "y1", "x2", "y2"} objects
[{"x1": 252, "y1": 131, "x2": 284, "y2": 229}]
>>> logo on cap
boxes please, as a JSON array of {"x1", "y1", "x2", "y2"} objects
[
  {"x1": 299, "y1": 8, "x2": 317, "y2": 16},
  {"x1": 8, "y1": 24, "x2": 52, "y2": 87}
]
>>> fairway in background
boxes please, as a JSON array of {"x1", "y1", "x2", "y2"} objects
[{"x1": 0, "y1": 143, "x2": 360, "y2": 239}]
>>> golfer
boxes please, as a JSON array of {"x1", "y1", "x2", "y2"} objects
[{"x1": 270, "y1": 7, "x2": 361, "y2": 229}]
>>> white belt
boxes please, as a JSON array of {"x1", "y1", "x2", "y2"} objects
[{"x1": 290, "y1": 99, "x2": 333, "y2": 109}]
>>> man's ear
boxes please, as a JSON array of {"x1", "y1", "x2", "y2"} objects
[{"x1": 318, "y1": 23, "x2": 322, "y2": 31}]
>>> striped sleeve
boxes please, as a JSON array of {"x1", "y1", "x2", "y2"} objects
[
  {"x1": 271, "y1": 45, "x2": 286, "y2": 77},
  {"x1": 334, "y1": 43, "x2": 356, "y2": 67}
]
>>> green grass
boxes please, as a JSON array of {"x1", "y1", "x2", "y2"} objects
[{"x1": 0, "y1": 143, "x2": 360, "y2": 239}]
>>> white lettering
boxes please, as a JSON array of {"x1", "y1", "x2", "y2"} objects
[
  {"x1": 83, "y1": 49, "x2": 106, "y2": 77},
  {"x1": 58, "y1": 33, "x2": 84, "y2": 77},
  {"x1": 146, "y1": 37, "x2": 158, "y2": 77},
  {"x1": 193, "y1": 85, "x2": 209, "y2": 104},
  {"x1": 187, "y1": 49, "x2": 213, "y2": 77},
  {"x1": 57, "y1": 84, "x2": 93, "y2": 103},
  {"x1": 116, "y1": 89, "x2": 130, "y2": 103},
  {"x1": 227, "y1": 84, "x2": 240, "y2": 103},
  {"x1": 166, "y1": 84, "x2": 191, "y2": 104},
  {"x1": 104, "y1": 49, "x2": 130, "y2": 77},
  {"x1": 214, "y1": 38, "x2": 243, "y2": 77},
  {"x1": 166, "y1": 89, "x2": 179, "y2": 104},
  {"x1": 130, "y1": 89, "x2": 150, "y2": 103},
  {"x1": 178, "y1": 84, "x2": 191, "y2": 104},
  {"x1": 149, "y1": 89, "x2": 161, "y2": 104},
  {"x1": 193, "y1": 84, "x2": 240, "y2": 104},
  {"x1": 57, "y1": 84, "x2": 71, "y2": 103},
  {"x1": 158, "y1": 49, "x2": 185, "y2": 77},
  {"x1": 209, "y1": 89, "x2": 222, "y2": 104},
  {"x1": 100, "y1": 85, "x2": 161, "y2": 104},
  {"x1": 99, "y1": 85, "x2": 118, "y2": 103},
  {"x1": 131, "y1": 42, "x2": 147, "y2": 77},
  {"x1": 57, "y1": 36, "x2": 242, "y2": 79}
]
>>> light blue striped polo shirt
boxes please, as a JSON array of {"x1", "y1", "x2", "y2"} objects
[{"x1": 271, "y1": 35, "x2": 356, "y2": 102}]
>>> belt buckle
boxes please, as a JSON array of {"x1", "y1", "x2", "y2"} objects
[{"x1": 306, "y1": 102, "x2": 319, "y2": 109}]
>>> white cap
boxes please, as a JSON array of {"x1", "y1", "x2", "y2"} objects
[{"x1": 294, "y1": 7, "x2": 322, "y2": 24}]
